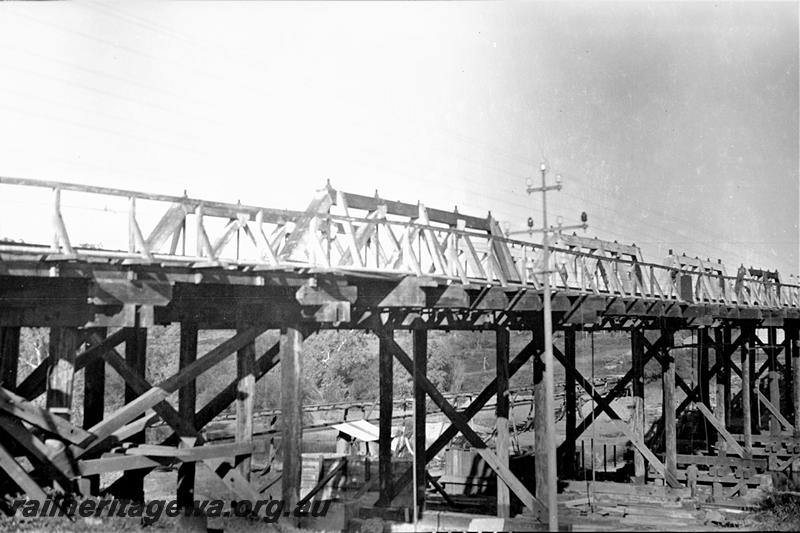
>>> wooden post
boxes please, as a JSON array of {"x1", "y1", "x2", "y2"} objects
[
  {"x1": 82, "y1": 327, "x2": 106, "y2": 495},
  {"x1": 82, "y1": 328, "x2": 106, "y2": 428},
  {"x1": 120, "y1": 324, "x2": 147, "y2": 502},
  {"x1": 768, "y1": 327, "x2": 781, "y2": 435},
  {"x1": 661, "y1": 328, "x2": 677, "y2": 482},
  {"x1": 741, "y1": 326, "x2": 752, "y2": 452},
  {"x1": 749, "y1": 329, "x2": 758, "y2": 435},
  {"x1": 783, "y1": 325, "x2": 794, "y2": 426},
  {"x1": 281, "y1": 327, "x2": 304, "y2": 510},
  {"x1": 236, "y1": 325, "x2": 256, "y2": 480},
  {"x1": 46, "y1": 327, "x2": 79, "y2": 419},
  {"x1": 789, "y1": 324, "x2": 800, "y2": 435},
  {"x1": 0, "y1": 327, "x2": 20, "y2": 391},
  {"x1": 412, "y1": 329, "x2": 427, "y2": 514},
  {"x1": 378, "y1": 330, "x2": 394, "y2": 507},
  {"x1": 714, "y1": 327, "x2": 727, "y2": 456},
  {"x1": 562, "y1": 327, "x2": 577, "y2": 480},
  {"x1": 631, "y1": 328, "x2": 646, "y2": 483},
  {"x1": 532, "y1": 321, "x2": 547, "y2": 500},
  {"x1": 177, "y1": 322, "x2": 198, "y2": 509},
  {"x1": 723, "y1": 326, "x2": 732, "y2": 426},
  {"x1": 698, "y1": 328, "x2": 712, "y2": 449},
  {"x1": 1, "y1": 327, "x2": 22, "y2": 494},
  {"x1": 496, "y1": 326, "x2": 511, "y2": 517}
]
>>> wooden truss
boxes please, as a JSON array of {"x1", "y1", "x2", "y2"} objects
[{"x1": 1, "y1": 177, "x2": 798, "y2": 310}]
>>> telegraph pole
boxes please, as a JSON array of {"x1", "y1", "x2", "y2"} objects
[
  {"x1": 510, "y1": 162, "x2": 587, "y2": 531},
  {"x1": 537, "y1": 162, "x2": 558, "y2": 531}
]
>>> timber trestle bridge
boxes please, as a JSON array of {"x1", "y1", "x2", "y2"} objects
[{"x1": 0, "y1": 176, "x2": 798, "y2": 525}]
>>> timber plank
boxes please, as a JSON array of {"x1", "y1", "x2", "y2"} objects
[
  {"x1": 0, "y1": 440, "x2": 48, "y2": 500},
  {"x1": 0, "y1": 386, "x2": 92, "y2": 445}
]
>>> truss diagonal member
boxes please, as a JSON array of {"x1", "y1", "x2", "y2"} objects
[
  {"x1": 385, "y1": 336, "x2": 546, "y2": 519},
  {"x1": 416, "y1": 204, "x2": 449, "y2": 276},
  {"x1": 194, "y1": 204, "x2": 217, "y2": 260},
  {"x1": 243, "y1": 210, "x2": 280, "y2": 265},
  {"x1": 334, "y1": 191, "x2": 365, "y2": 268},
  {"x1": 488, "y1": 218, "x2": 520, "y2": 283},
  {"x1": 128, "y1": 197, "x2": 155, "y2": 262},
  {"x1": 445, "y1": 231, "x2": 469, "y2": 283},
  {"x1": 144, "y1": 202, "x2": 189, "y2": 252},
  {"x1": 279, "y1": 189, "x2": 333, "y2": 261},
  {"x1": 462, "y1": 232, "x2": 487, "y2": 280},
  {"x1": 211, "y1": 217, "x2": 247, "y2": 258},
  {"x1": 337, "y1": 207, "x2": 385, "y2": 267},
  {"x1": 401, "y1": 224, "x2": 423, "y2": 276}
]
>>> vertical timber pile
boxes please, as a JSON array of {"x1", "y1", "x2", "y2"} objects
[
  {"x1": 661, "y1": 328, "x2": 677, "y2": 483},
  {"x1": 714, "y1": 327, "x2": 727, "y2": 457},
  {"x1": 496, "y1": 326, "x2": 511, "y2": 517},
  {"x1": 768, "y1": 327, "x2": 781, "y2": 435},
  {"x1": 46, "y1": 327, "x2": 79, "y2": 420},
  {"x1": 789, "y1": 323, "x2": 800, "y2": 434},
  {"x1": 45, "y1": 327, "x2": 78, "y2": 495},
  {"x1": 412, "y1": 329, "x2": 427, "y2": 515},
  {"x1": 0, "y1": 327, "x2": 21, "y2": 490},
  {"x1": 121, "y1": 322, "x2": 147, "y2": 501},
  {"x1": 236, "y1": 323, "x2": 256, "y2": 479},
  {"x1": 783, "y1": 323, "x2": 794, "y2": 428},
  {"x1": 378, "y1": 330, "x2": 394, "y2": 506},
  {"x1": 562, "y1": 327, "x2": 577, "y2": 480},
  {"x1": 177, "y1": 322, "x2": 198, "y2": 508},
  {"x1": 698, "y1": 329, "x2": 712, "y2": 450},
  {"x1": 631, "y1": 328, "x2": 646, "y2": 483},
  {"x1": 83, "y1": 327, "x2": 107, "y2": 495},
  {"x1": 281, "y1": 327, "x2": 304, "y2": 511},
  {"x1": 0, "y1": 327, "x2": 20, "y2": 391},
  {"x1": 741, "y1": 325, "x2": 753, "y2": 452}
]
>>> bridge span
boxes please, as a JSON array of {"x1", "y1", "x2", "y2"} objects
[{"x1": 0, "y1": 176, "x2": 798, "y2": 525}]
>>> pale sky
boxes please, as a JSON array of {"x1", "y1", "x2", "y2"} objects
[{"x1": 0, "y1": 1, "x2": 797, "y2": 276}]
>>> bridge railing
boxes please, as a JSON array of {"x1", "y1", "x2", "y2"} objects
[{"x1": 0, "y1": 177, "x2": 797, "y2": 310}]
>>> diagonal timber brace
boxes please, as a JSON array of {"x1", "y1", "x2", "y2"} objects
[
  {"x1": 384, "y1": 335, "x2": 542, "y2": 504},
  {"x1": 382, "y1": 333, "x2": 547, "y2": 520},
  {"x1": 101, "y1": 339, "x2": 282, "y2": 497},
  {"x1": 559, "y1": 334, "x2": 668, "y2": 448},
  {"x1": 45, "y1": 325, "x2": 269, "y2": 475},
  {"x1": 551, "y1": 344, "x2": 681, "y2": 488},
  {"x1": 16, "y1": 328, "x2": 129, "y2": 401}
]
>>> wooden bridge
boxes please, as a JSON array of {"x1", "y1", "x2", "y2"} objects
[{"x1": 0, "y1": 176, "x2": 798, "y2": 525}]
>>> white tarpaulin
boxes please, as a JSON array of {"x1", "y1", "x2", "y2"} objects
[{"x1": 332, "y1": 419, "x2": 379, "y2": 442}]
